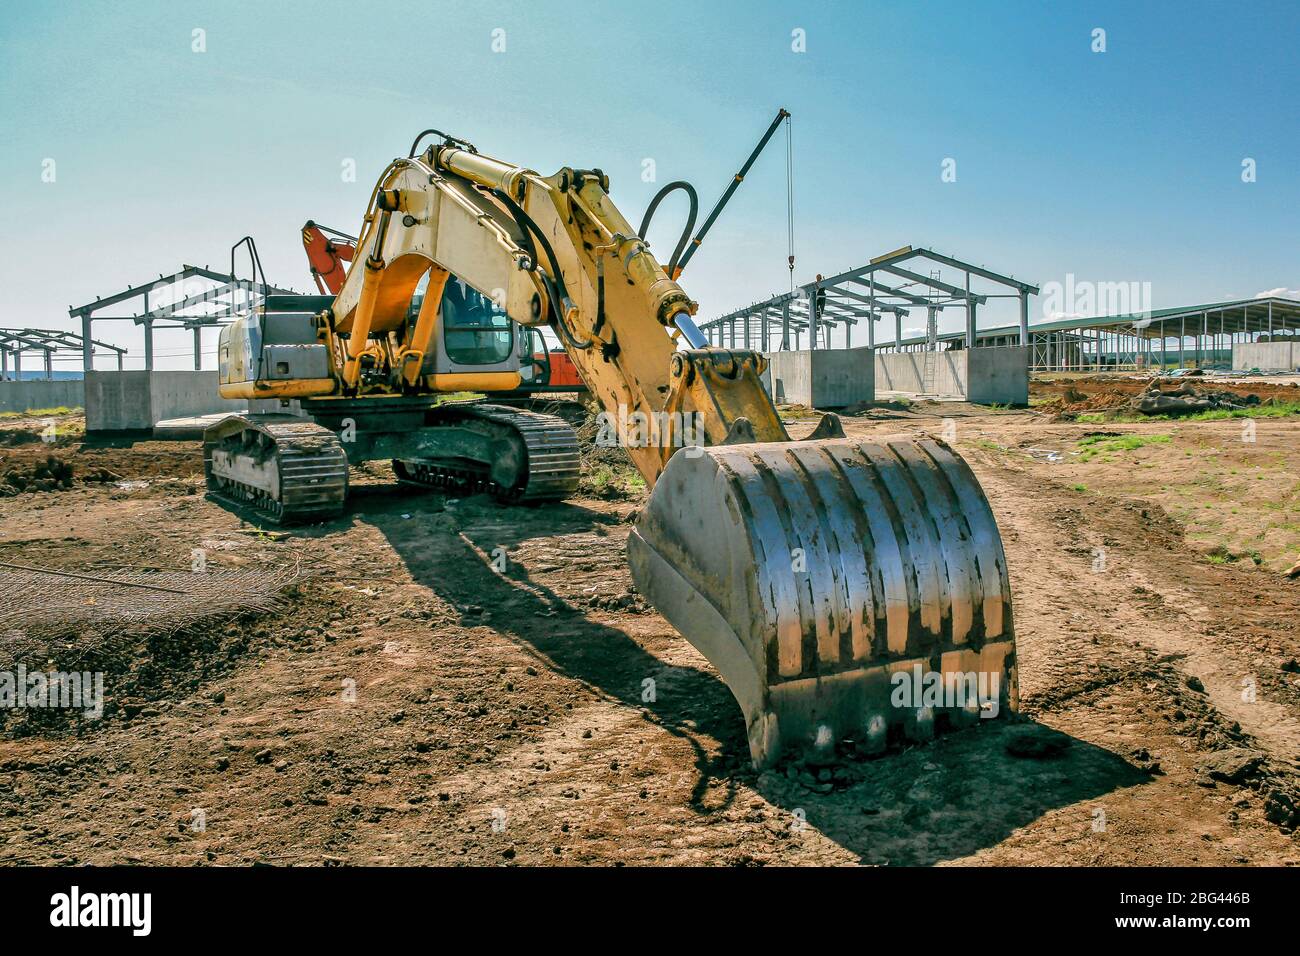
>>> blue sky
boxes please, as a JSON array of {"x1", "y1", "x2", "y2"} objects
[{"x1": 1, "y1": 0, "x2": 1296, "y2": 368}]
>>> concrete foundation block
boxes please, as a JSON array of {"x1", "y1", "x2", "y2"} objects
[
  {"x1": 763, "y1": 347, "x2": 874, "y2": 408},
  {"x1": 1233, "y1": 341, "x2": 1298, "y2": 371},
  {"x1": 85, "y1": 371, "x2": 246, "y2": 432},
  {"x1": 873, "y1": 351, "x2": 968, "y2": 398},
  {"x1": 966, "y1": 346, "x2": 1029, "y2": 406},
  {"x1": 872, "y1": 346, "x2": 1027, "y2": 405}
]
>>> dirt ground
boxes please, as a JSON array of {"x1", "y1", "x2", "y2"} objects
[
  {"x1": 1029, "y1": 371, "x2": 1300, "y2": 417},
  {"x1": 1, "y1": 400, "x2": 1298, "y2": 867}
]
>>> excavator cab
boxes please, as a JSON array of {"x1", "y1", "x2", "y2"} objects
[
  {"x1": 219, "y1": 275, "x2": 526, "y2": 401},
  {"x1": 441, "y1": 283, "x2": 514, "y2": 365},
  {"x1": 420, "y1": 278, "x2": 520, "y2": 392}
]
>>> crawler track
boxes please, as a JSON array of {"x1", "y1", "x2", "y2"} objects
[
  {"x1": 393, "y1": 403, "x2": 580, "y2": 503},
  {"x1": 204, "y1": 417, "x2": 349, "y2": 524}
]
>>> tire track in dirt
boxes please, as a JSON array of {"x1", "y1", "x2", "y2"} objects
[{"x1": 969, "y1": 450, "x2": 1300, "y2": 762}]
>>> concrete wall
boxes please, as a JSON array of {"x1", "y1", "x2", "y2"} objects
[
  {"x1": 0, "y1": 380, "x2": 84, "y2": 413},
  {"x1": 874, "y1": 352, "x2": 926, "y2": 393},
  {"x1": 873, "y1": 351, "x2": 969, "y2": 398},
  {"x1": 764, "y1": 347, "x2": 874, "y2": 408},
  {"x1": 934, "y1": 352, "x2": 968, "y2": 398},
  {"x1": 1234, "y1": 341, "x2": 1298, "y2": 371},
  {"x1": 967, "y1": 346, "x2": 1029, "y2": 406},
  {"x1": 763, "y1": 351, "x2": 806, "y2": 404},
  {"x1": 147, "y1": 371, "x2": 245, "y2": 421},
  {"x1": 85, "y1": 371, "x2": 246, "y2": 432},
  {"x1": 85, "y1": 371, "x2": 152, "y2": 430},
  {"x1": 872, "y1": 346, "x2": 1028, "y2": 405}
]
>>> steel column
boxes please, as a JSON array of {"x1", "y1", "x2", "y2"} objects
[{"x1": 81, "y1": 314, "x2": 93, "y2": 372}]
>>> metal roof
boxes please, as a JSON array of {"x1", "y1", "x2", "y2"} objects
[
  {"x1": 702, "y1": 244, "x2": 1039, "y2": 334},
  {"x1": 893, "y1": 296, "x2": 1300, "y2": 348}
]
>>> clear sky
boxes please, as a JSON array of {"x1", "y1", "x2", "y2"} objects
[{"x1": 1, "y1": 0, "x2": 1296, "y2": 369}]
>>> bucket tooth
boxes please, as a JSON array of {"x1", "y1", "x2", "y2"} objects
[{"x1": 628, "y1": 434, "x2": 1016, "y2": 769}]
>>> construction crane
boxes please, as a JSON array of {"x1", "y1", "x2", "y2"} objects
[{"x1": 207, "y1": 122, "x2": 1016, "y2": 769}]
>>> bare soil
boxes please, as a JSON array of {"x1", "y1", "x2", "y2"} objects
[
  {"x1": 0, "y1": 405, "x2": 1297, "y2": 866},
  {"x1": 1030, "y1": 373, "x2": 1300, "y2": 417}
]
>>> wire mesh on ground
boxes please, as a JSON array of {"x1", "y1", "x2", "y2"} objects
[{"x1": 0, "y1": 562, "x2": 306, "y2": 665}]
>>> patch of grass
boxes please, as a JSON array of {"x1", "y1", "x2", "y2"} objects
[
  {"x1": 1077, "y1": 433, "x2": 1171, "y2": 461},
  {"x1": 776, "y1": 404, "x2": 821, "y2": 421},
  {"x1": 1203, "y1": 543, "x2": 1265, "y2": 567},
  {"x1": 1070, "y1": 483, "x2": 1087, "y2": 492},
  {"x1": 580, "y1": 462, "x2": 645, "y2": 499},
  {"x1": 1181, "y1": 401, "x2": 1300, "y2": 421},
  {"x1": 1075, "y1": 412, "x2": 1107, "y2": 424},
  {"x1": 1109, "y1": 401, "x2": 1300, "y2": 424},
  {"x1": 0, "y1": 405, "x2": 82, "y2": 419}
]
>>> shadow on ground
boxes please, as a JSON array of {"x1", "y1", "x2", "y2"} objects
[
  {"x1": 755, "y1": 719, "x2": 1149, "y2": 865},
  {"x1": 366, "y1": 486, "x2": 1150, "y2": 865}
]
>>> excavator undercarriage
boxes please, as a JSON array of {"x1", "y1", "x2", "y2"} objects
[{"x1": 205, "y1": 399, "x2": 579, "y2": 523}]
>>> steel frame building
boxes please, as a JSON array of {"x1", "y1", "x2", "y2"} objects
[
  {"x1": 699, "y1": 245, "x2": 1040, "y2": 352},
  {"x1": 67, "y1": 264, "x2": 293, "y2": 371},
  {"x1": 886, "y1": 296, "x2": 1300, "y2": 371},
  {"x1": 700, "y1": 243, "x2": 1299, "y2": 373},
  {"x1": 0, "y1": 328, "x2": 126, "y2": 381}
]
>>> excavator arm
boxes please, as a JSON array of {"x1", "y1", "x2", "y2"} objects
[
  {"x1": 301, "y1": 221, "x2": 356, "y2": 296},
  {"x1": 326, "y1": 135, "x2": 1018, "y2": 768}
]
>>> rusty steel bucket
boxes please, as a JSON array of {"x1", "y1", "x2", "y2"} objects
[{"x1": 627, "y1": 434, "x2": 1017, "y2": 769}]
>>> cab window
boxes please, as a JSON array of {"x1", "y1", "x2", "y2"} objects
[{"x1": 441, "y1": 280, "x2": 514, "y2": 365}]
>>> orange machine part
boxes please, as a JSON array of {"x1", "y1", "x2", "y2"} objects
[
  {"x1": 539, "y1": 350, "x2": 584, "y2": 387},
  {"x1": 301, "y1": 221, "x2": 356, "y2": 295}
]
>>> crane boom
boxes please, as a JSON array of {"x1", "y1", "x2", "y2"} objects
[{"x1": 674, "y1": 107, "x2": 790, "y2": 277}]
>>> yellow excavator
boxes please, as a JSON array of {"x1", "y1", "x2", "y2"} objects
[{"x1": 208, "y1": 126, "x2": 1017, "y2": 768}]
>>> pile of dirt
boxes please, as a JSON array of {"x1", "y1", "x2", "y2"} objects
[
  {"x1": 0, "y1": 455, "x2": 122, "y2": 496},
  {"x1": 1032, "y1": 376, "x2": 1150, "y2": 415},
  {"x1": 0, "y1": 439, "x2": 202, "y2": 483},
  {"x1": 1035, "y1": 374, "x2": 1300, "y2": 419},
  {"x1": 0, "y1": 455, "x2": 74, "y2": 495},
  {"x1": 0, "y1": 562, "x2": 313, "y2": 738},
  {"x1": 573, "y1": 402, "x2": 647, "y2": 500},
  {"x1": 0, "y1": 428, "x2": 45, "y2": 447}
]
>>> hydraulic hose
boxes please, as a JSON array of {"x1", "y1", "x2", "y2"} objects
[
  {"x1": 637, "y1": 181, "x2": 698, "y2": 278},
  {"x1": 486, "y1": 187, "x2": 595, "y2": 352}
]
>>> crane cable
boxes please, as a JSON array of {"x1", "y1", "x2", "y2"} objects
[{"x1": 785, "y1": 113, "x2": 795, "y2": 293}]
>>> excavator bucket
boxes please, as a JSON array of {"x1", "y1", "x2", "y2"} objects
[{"x1": 628, "y1": 434, "x2": 1016, "y2": 769}]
